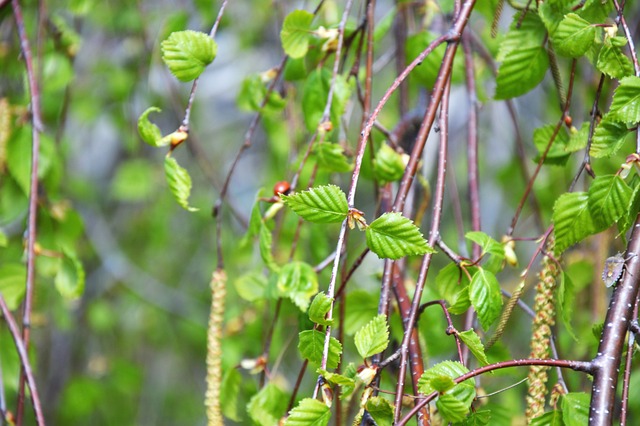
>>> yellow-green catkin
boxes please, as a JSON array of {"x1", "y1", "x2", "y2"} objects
[
  {"x1": 206, "y1": 269, "x2": 226, "y2": 426},
  {"x1": 525, "y1": 237, "x2": 560, "y2": 422}
]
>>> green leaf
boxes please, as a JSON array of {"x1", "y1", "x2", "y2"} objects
[
  {"x1": 298, "y1": 329, "x2": 342, "y2": 369},
  {"x1": 235, "y1": 271, "x2": 269, "y2": 302},
  {"x1": 619, "y1": 180, "x2": 640, "y2": 235},
  {"x1": 460, "y1": 409, "x2": 492, "y2": 425},
  {"x1": 237, "y1": 74, "x2": 286, "y2": 113},
  {"x1": 282, "y1": 184, "x2": 348, "y2": 223},
  {"x1": 418, "y1": 361, "x2": 475, "y2": 423},
  {"x1": 308, "y1": 292, "x2": 333, "y2": 326},
  {"x1": 465, "y1": 231, "x2": 505, "y2": 260},
  {"x1": 312, "y1": 142, "x2": 353, "y2": 173},
  {"x1": 533, "y1": 124, "x2": 570, "y2": 165},
  {"x1": 344, "y1": 290, "x2": 378, "y2": 335},
  {"x1": 597, "y1": 40, "x2": 634, "y2": 79},
  {"x1": 259, "y1": 222, "x2": 280, "y2": 272},
  {"x1": 373, "y1": 144, "x2": 406, "y2": 183},
  {"x1": 301, "y1": 69, "x2": 351, "y2": 132},
  {"x1": 587, "y1": 174, "x2": 633, "y2": 230},
  {"x1": 497, "y1": 12, "x2": 547, "y2": 62},
  {"x1": 317, "y1": 368, "x2": 355, "y2": 399},
  {"x1": 557, "y1": 272, "x2": 577, "y2": 341},
  {"x1": 553, "y1": 192, "x2": 598, "y2": 253},
  {"x1": 551, "y1": 13, "x2": 595, "y2": 58},
  {"x1": 469, "y1": 268, "x2": 502, "y2": 330},
  {"x1": 55, "y1": 249, "x2": 85, "y2": 300},
  {"x1": 458, "y1": 329, "x2": 489, "y2": 366},
  {"x1": 436, "y1": 263, "x2": 472, "y2": 314},
  {"x1": 280, "y1": 10, "x2": 314, "y2": 59},
  {"x1": 365, "y1": 396, "x2": 394, "y2": 426},
  {"x1": 365, "y1": 212, "x2": 435, "y2": 260},
  {"x1": 495, "y1": 45, "x2": 549, "y2": 100},
  {"x1": 161, "y1": 30, "x2": 217, "y2": 82},
  {"x1": 277, "y1": 261, "x2": 318, "y2": 312},
  {"x1": 137, "y1": 107, "x2": 168, "y2": 146},
  {"x1": 247, "y1": 383, "x2": 288, "y2": 426},
  {"x1": 354, "y1": 314, "x2": 389, "y2": 358},
  {"x1": 530, "y1": 410, "x2": 564, "y2": 426},
  {"x1": 7, "y1": 128, "x2": 56, "y2": 195},
  {"x1": 405, "y1": 31, "x2": 464, "y2": 88},
  {"x1": 430, "y1": 375, "x2": 455, "y2": 392},
  {"x1": 609, "y1": 76, "x2": 640, "y2": 125},
  {"x1": 590, "y1": 115, "x2": 631, "y2": 158},
  {"x1": 0, "y1": 264, "x2": 26, "y2": 310},
  {"x1": 561, "y1": 393, "x2": 589, "y2": 426},
  {"x1": 565, "y1": 124, "x2": 589, "y2": 153},
  {"x1": 285, "y1": 398, "x2": 330, "y2": 426},
  {"x1": 164, "y1": 155, "x2": 198, "y2": 211},
  {"x1": 220, "y1": 368, "x2": 242, "y2": 421}
]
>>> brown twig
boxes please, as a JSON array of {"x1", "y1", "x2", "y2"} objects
[
  {"x1": 11, "y1": 0, "x2": 44, "y2": 423},
  {"x1": 0, "y1": 296, "x2": 45, "y2": 426}
]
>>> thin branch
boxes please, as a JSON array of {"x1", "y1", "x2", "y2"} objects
[
  {"x1": 399, "y1": 358, "x2": 593, "y2": 426},
  {"x1": 11, "y1": 0, "x2": 43, "y2": 423},
  {"x1": 0, "y1": 296, "x2": 45, "y2": 426}
]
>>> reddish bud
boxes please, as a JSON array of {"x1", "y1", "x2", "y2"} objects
[{"x1": 273, "y1": 181, "x2": 291, "y2": 196}]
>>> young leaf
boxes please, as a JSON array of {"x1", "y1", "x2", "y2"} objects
[
  {"x1": 590, "y1": 115, "x2": 631, "y2": 158},
  {"x1": 308, "y1": 292, "x2": 333, "y2": 326},
  {"x1": 234, "y1": 271, "x2": 269, "y2": 302},
  {"x1": 312, "y1": 142, "x2": 353, "y2": 172},
  {"x1": 461, "y1": 409, "x2": 492, "y2": 425},
  {"x1": 298, "y1": 329, "x2": 342, "y2": 369},
  {"x1": 553, "y1": 192, "x2": 597, "y2": 253},
  {"x1": 259, "y1": 222, "x2": 280, "y2": 272},
  {"x1": 280, "y1": 10, "x2": 314, "y2": 59},
  {"x1": 301, "y1": 69, "x2": 351, "y2": 132},
  {"x1": 220, "y1": 368, "x2": 242, "y2": 422},
  {"x1": 137, "y1": 107, "x2": 170, "y2": 146},
  {"x1": 469, "y1": 268, "x2": 502, "y2": 331},
  {"x1": 561, "y1": 393, "x2": 590, "y2": 426},
  {"x1": 533, "y1": 124, "x2": 570, "y2": 165},
  {"x1": 458, "y1": 329, "x2": 489, "y2": 366},
  {"x1": 609, "y1": 76, "x2": 640, "y2": 125},
  {"x1": 354, "y1": 314, "x2": 389, "y2": 358},
  {"x1": 597, "y1": 41, "x2": 634, "y2": 79},
  {"x1": 161, "y1": 30, "x2": 217, "y2": 82},
  {"x1": 164, "y1": 155, "x2": 198, "y2": 211},
  {"x1": 365, "y1": 212, "x2": 435, "y2": 260},
  {"x1": 277, "y1": 261, "x2": 318, "y2": 312},
  {"x1": 247, "y1": 383, "x2": 288, "y2": 426},
  {"x1": 366, "y1": 397, "x2": 394, "y2": 426},
  {"x1": 557, "y1": 273, "x2": 578, "y2": 341},
  {"x1": 418, "y1": 361, "x2": 475, "y2": 423},
  {"x1": 281, "y1": 184, "x2": 348, "y2": 223},
  {"x1": 496, "y1": 12, "x2": 547, "y2": 62},
  {"x1": 619, "y1": 181, "x2": 640, "y2": 235},
  {"x1": 551, "y1": 13, "x2": 595, "y2": 58},
  {"x1": 531, "y1": 410, "x2": 563, "y2": 426},
  {"x1": 373, "y1": 144, "x2": 406, "y2": 183},
  {"x1": 435, "y1": 263, "x2": 472, "y2": 314},
  {"x1": 587, "y1": 174, "x2": 632, "y2": 230},
  {"x1": 495, "y1": 45, "x2": 549, "y2": 100},
  {"x1": 465, "y1": 231, "x2": 505, "y2": 260},
  {"x1": 0, "y1": 264, "x2": 26, "y2": 310},
  {"x1": 285, "y1": 398, "x2": 331, "y2": 426},
  {"x1": 55, "y1": 249, "x2": 85, "y2": 300},
  {"x1": 317, "y1": 368, "x2": 356, "y2": 399},
  {"x1": 237, "y1": 74, "x2": 286, "y2": 113}
]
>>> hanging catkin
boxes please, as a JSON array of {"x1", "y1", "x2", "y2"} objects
[
  {"x1": 525, "y1": 237, "x2": 560, "y2": 422},
  {"x1": 205, "y1": 268, "x2": 226, "y2": 426}
]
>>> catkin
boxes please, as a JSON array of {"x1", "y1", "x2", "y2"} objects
[
  {"x1": 525, "y1": 237, "x2": 559, "y2": 422},
  {"x1": 206, "y1": 268, "x2": 226, "y2": 426}
]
